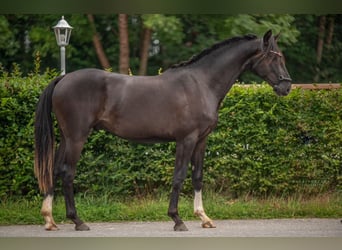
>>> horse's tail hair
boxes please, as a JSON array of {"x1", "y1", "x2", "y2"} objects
[{"x1": 34, "y1": 75, "x2": 64, "y2": 194}]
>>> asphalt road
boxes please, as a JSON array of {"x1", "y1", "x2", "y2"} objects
[{"x1": 0, "y1": 218, "x2": 341, "y2": 237}]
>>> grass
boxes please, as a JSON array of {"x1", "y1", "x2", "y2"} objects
[{"x1": 0, "y1": 192, "x2": 341, "y2": 225}]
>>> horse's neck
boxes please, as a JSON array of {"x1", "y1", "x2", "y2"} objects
[{"x1": 195, "y1": 39, "x2": 260, "y2": 101}]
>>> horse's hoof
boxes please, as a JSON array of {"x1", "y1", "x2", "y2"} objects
[
  {"x1": 202, "y1": 220, "x2": 216, "y2": 228},
  {"x1": 45, "y1": 223, "x2": 59, "y2": 231},
  {"x1": 75, "y1": 223, "x2": 90, "y2": 231},
  {"x1": 174, "y1": 222, "x2": 188, "y2": 231},
  {"x1": 45, "y1": 226, "x2": 59, "y2": 231}
]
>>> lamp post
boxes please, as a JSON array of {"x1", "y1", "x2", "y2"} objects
[{"x1": 53, "y1": 16, "x2": 73, "y2": 75}]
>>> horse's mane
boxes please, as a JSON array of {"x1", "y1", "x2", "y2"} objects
[{"x1": 170, "y1": 34, "x2": 257, "y2": 69}]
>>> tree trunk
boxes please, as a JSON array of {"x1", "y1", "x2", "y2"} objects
[
  {"x1": 138, "y1": 27, "x2": 152, "y2": 75},
  {"x1": 326, "y1": 16, "x2": 335, "y2": 48},
  {"x1": 314, "y1": 15, "x2": 326, "y2": 82},
  {"x1": 87, "y1": 14, "x2": 110, "y2": 69},
  {"x1": 118, "y1": 14, "x2": 130, "y2": 74},
  {"x1": 316, "y1": 15, "x2": 326, "y2": 65}
]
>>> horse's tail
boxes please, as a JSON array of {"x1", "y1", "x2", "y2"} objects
[{"x1": 34, "y1": 75, "x2": 64, "y2": 194}]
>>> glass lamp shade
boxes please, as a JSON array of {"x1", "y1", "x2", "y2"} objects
[{"x1": 53, "y1": 16, "x2": 73, "y2": 46}]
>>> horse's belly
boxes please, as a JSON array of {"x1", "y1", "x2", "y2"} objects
[{"x1": 113, "y1": 118, "x2": 179, "y2": 142}]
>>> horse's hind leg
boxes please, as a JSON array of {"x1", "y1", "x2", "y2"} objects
[
  {"x1": 41, "y1": 140, "x2": 65, "y2": 231},
  {"x1": 41, "y1": 193, "x2": 58, "y2": 230},
  {"x1": 59, "y1": 136, "x2": 90, "y2": 231}
]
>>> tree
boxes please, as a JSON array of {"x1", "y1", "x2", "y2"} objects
[
  {"x1": 1, "y1": 14, "x2": 341, "y2": 83},
  {"x1": 138, "y1": 14, "x2": 184, "y2": 75},
  {"x1": 0, "y1": 16, "x2": 20, "y2": 59},
  {"x1": 314, "y1": 15, "x2": 326, "y2": 82},
  {"x1": 145, "y1": 14, "x2": 219, "y2": 74},
  {"x1": 314, "y1": 15, "x2": 338, "y2": 82},
  {"x1": 223, "y1": 14, "x2": 300, "y2": 46},
  {"x1": 118, "y1": 14, "x2": 130, "y2": 74},
  {"x1": 138, "y1": 27, "x2": 152, "y2": 75},
  {"x1": 286, "y1": 14, "x2": 342, "y2": 83},
  {"x1": 87, "y1": 14, "x2": 110, "y2": 69}
]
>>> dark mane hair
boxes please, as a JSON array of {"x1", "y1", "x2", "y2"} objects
[{"x1": 170, "y1": 34, "x2": 257, "y2": 69}]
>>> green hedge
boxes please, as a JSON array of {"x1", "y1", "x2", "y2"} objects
[
  {"x1": 1, "y1": 68, "x2": 341, "y2": 199},
  {"x1": 0, "y1": 65, "x2": 58, "y2": 197}
]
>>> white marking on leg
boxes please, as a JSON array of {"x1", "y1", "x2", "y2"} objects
[
  {"x1": 194, "y1": 190, "x2": 204, "y2": 213},
  {"x1": 194, "y1": 190, "x2": 216, "y2": 228},
  {"x1": 41, "y1": 195, "x2": 58, "y2": 230}
]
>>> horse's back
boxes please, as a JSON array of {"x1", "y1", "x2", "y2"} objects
[{"x1": 53, "y1": 68, "x2": 109, "y2": 94}]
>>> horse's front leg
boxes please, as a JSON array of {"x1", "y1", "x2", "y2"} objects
[
  {"x1": 168, "y1": 135, "x2": 197, "y2": 231},
  {"x1": 191, "y1": 138, "x2": 216, "y2": 228},
  {"x1": 193, "y1": 190, "x2": 216, "y2": 228}
]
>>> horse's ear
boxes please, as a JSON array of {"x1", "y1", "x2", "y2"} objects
[
  {"x1": 274, "y1": 32, "x2": 281, "y2": 42},
  {"x1": 263, "y1": 29, "x2": 272, "y2": 50}
]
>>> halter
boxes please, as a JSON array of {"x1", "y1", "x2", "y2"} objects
[{"x1": 251, "y1": 50, "x2": 292, "y2": 82}]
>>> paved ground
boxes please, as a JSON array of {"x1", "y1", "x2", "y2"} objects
[{"x1": 0, "y1": 218, "x2": 341, "y2": 237}]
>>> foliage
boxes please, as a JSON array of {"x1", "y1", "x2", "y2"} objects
[
  {"x1": 3, "y1": 14, "x2": 342, "y2": 82},
  {"x1": 286, "y1": 15, "x2": 342, "y2": 83},
  {"x1": 0, "y1": 67, "x2": 341, "y2": 199},
  {"x1": 206, "y1": 85, "x2": 342, "y2": 197},
  {"x1": 141, "y1": 14, "x2": 184, "y2": 44},
  {"x1": 0, "y1": 62, "x2": 58, "y2": 197},
  {"x1": 0, "y1": 16, "x2": 20, "y2": 58},
  {"x1": 223, "y1": 14, "x2": 300, "y2": 45}
]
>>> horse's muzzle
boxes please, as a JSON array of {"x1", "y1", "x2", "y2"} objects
[{"x1": 273, "y1": 80, "x2": 292, "y2": 96}]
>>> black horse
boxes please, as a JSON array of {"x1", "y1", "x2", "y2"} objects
[{"x1": 34, "y1": 30, "x2": 292, "y2": 232}]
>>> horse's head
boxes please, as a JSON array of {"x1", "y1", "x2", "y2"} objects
[{"x1": 250, "y1": 30, "x2": 292, "y2": 96}]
